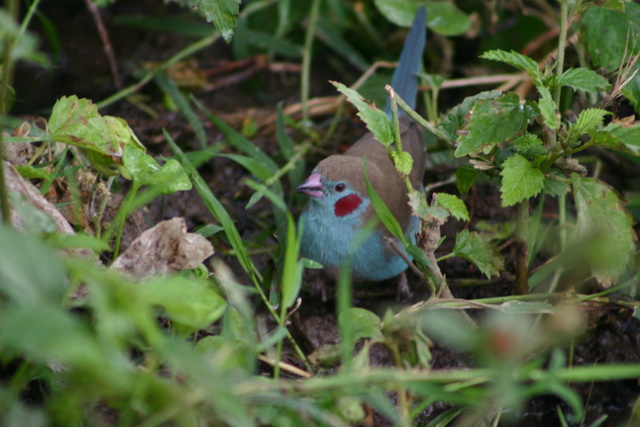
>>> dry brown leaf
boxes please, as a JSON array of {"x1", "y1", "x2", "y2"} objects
[{"x1": 111, "y1": 217, "x2": 214, "y2": 281}]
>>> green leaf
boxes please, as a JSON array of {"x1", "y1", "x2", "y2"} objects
[
  {"x1": 363, "y1": 159, "x2": 407, "y2": 244},
  {"x1": 589, "y1": 120, "x2": 640, "y2": 156},
  {"x1": 482, "y1": 50, "x2": 560, "y2": 128},
  {"x1": 333, "y1": 81, "x2": 394, "y2": 145},
  {"x1": 455, "y1": 93, "x2": 532, "y2": 157},
  {"x1": 47, "y1": 232, "x2": 110, "y2": 253},
  {"x1": 424, "y1": 1, "x2": 471, "y2": 36},
  {"x1": 582, "y1": 4, "x2": 640, "y2": 71},
  {"x1": 513, "y1": 133, "x2": 547, "y2": 157},
  {"x1": 49, "y1": 96, "x2": 144, "y2": 158},
  {"x1": 195, "y1": 0, "x2": 239, "y2": 43},
  {"x1": 452, "y1": 230, "x2": 504, "y2": 278},
  {"x1": 571, "y1": 174, "x2": 636, "y2": 286},
  {"x1": 390, "y1": 150, "x2": 413, "y2": 176},
  {"x1": 565, "y1": 108, "x2": 610, "y2": 145},
  {"x1": 338, "y1": 308, "x2": 382, "y2": 341},
  {"x1": 0, "y1": 304, "x2": 114, "y2": 376},
  {"x1": 139, "y1": 277, "x2": 227, "y2": 330},
  {"x1": 555, "y1": 68, "x2": 611, "y2": 94},
  {"x1": 481, "y1": 49, "x2": 542, "y2": 84},
  {"x1": 538, "y1": 86, "x2": 558, "y2": 130},
  {"x1": 0, "y1": 10, "x2": 49, "y2": 66},
  {"x1": 408, "y1": 190, "x2": 449, "y2": 222},
  {"x1": 436, "y1": 193, "x2": 470, "y2": 221},
  {"x1": 374, "y1": 0, "x2": 470, "y2": 35},
  {"x1": 500, "y1": 154, "x2": 545, "y2": 207},
  {"x1": 15, "y1": 165, "x2": 51, "y2": 180},
  {"x1": 439, "y1": 90, "x2": 501, "y2": 143},
  {"x1": 121, "y1": 144, "x2": 192, "y2": 193},
  {"x1": 455, "y1": 165, "x2": 482, "y2": 194},
  {"x1": 581, "y1": 3, "x2": 640, "y2": 110},
  {"x1": 0, "y1": 223, "x2": 66, "y2": 303}
]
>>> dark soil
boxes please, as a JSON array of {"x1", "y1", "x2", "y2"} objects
[{"x1": 12, "y1": 1, "x2": 640, "y2": 425}]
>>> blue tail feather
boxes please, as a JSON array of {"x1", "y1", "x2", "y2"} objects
[{"x1": 385, "y1": 6, "x2": 427, "y2": 117}]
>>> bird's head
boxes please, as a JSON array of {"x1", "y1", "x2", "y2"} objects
[{"x1": 296, "y1": 155, "x2": 380, "y2": 219}]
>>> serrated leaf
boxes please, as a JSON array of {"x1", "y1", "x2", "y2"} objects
[
  {"x1": 556, "y1": 68, "x2": 611, "y2": 94},
  {"x1": 565, "y1": 108, "x2": 610, "y2": 145},
  {"x1": 436, "y1": 193, "x2": 470, "y2": 221},
  {"x1": 390, "y1": 150, "x2": 413, "y2": 176},
  {"x1": 439, "y1": 90, "x2": 502, "y2": 143},
  {"x1": 589, "y1": 120, "x2": 640, "y2": 156},
  {"x1": 408, "y1": 191, "x2": 449, "y2": 222},
  {"x1": 575, "y1": 108, "x2": 610, "y2": 134},
  {"x1": 455, "y1": 93, "x2": 531, "y2": 157},
  {"x1": 500, "y1": 154, "x2": 545, "y2": 207},
  {"x1": 481, "y1": 49, "x2": 543, "y2": 85},
  {"x1": 581, "y1": 3, "x2": 640, "y2": 110},
  {"x1": 339, "y1": 308, "x2": 382, "y2": 341},
  {"x1": 333, "y1": 81, "x2": 393, "y2": 145},
  {"x1": 513, "y1": 133, "x2": 547, "y2": 157},
  {"x1": 452, "y1": 230, "x2": 504, "y2": 278},
  {"x1": 538, "y1": 86, "x2": 558, "y2": 130},
  {"x1": 121, "y1": 144, "x2": 192, "y2": 193},
  {"x1": 571, "y1": 174, "x2": 636, "y2": 286},
  {"x1": 195, "y1": 0, "x2": 239, "y2": 43},
  {"x1": 49, "y1": 95, "x2": 145, "y2": 162}
]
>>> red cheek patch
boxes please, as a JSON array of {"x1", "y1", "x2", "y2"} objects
[{"x1": 334, "y1": 194, "x2": 363, "y2": 217}]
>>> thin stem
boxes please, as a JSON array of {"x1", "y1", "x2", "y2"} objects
[
  {"x1": 385, "y1": 84, "x2": 414, "y2": 193},
  {"x1": 554, "y1": 0, "x2": 569, "y2": 107},
  {"x1": 18, "y1": 0, "x2": 42, "y2": 41},
  {"x1": 391, "y1": 86, "x2": 454, "y2": 144},
  {"x1": 84, "y1": 0, "x2": 122, "y2": 88},
  {"x1": 300, "y1": 0, "x2": 321, "y2": 123}
]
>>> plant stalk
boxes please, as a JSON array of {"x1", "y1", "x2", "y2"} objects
[
  {"x1": 300, "y1": 0, "x2": 321, "y2": 123},
  {"x1": 554, "y1": 0, "x2": 569, "y2": 107}
]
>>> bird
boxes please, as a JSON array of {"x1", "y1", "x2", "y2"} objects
[{"x1": 296, "y1": 7, "x2": 427, "y2": 282}]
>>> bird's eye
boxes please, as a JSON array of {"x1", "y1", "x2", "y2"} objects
[{"x1": 335, "y1": 183, "x2": 346, "y2": 192}]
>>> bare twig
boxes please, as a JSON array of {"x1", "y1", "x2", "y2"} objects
[{"x1": 84, "y1": 0, "x2": 122, "y2": 89}]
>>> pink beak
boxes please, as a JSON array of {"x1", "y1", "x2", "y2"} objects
[{"x1": 296, "y1": 173, "x2": 324, "y2": 198}]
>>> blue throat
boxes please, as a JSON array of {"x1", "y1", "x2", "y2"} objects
[{"x1": 299, "y1": 204, "x2": 410, "y2": 282}]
